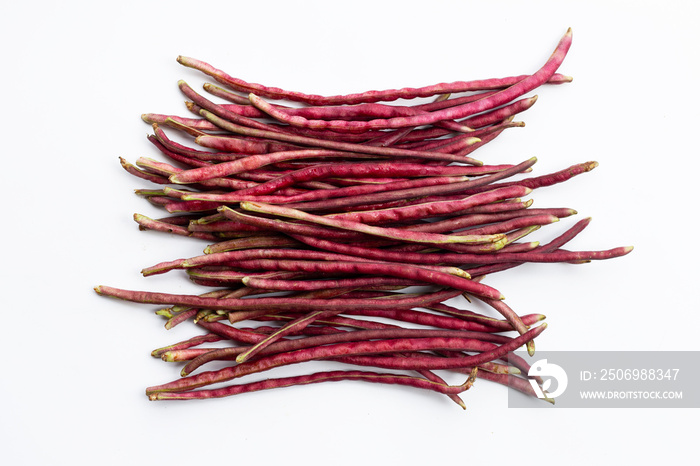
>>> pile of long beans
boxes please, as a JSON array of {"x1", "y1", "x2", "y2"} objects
[{"x1": 96, "y1": 28, "x2": 632, "y2": 408}]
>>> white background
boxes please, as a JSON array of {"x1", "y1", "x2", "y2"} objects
[{"x1": 3, "y1": 1, "x2": 699, "y2": 464}]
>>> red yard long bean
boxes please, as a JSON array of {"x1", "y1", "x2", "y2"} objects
[
  {"x1": 148, "y1": 369, "x2": 478, "y2": 402},
  {"x1": 150, "y1": 333, "x2": 224, "y2": 358},
  {"x1": 244, "y1": 29, "x2": 572, "y2": 132},
  {"x1": 133, "y1": 213, "x2": 217, "y2": 241},
  {"x1": 141, "y1": 247, "x2": 468, "y2": 277},
  {"x1": 281, "y1": 157, "x2": 537, "y2": 213},
  {"x1": 192, "y1": 110, "x2": 484, "y2": 168},
  {"x1": 95, "y1": 28, "x2": 634, "y2": 408},
  {"x1": 238, "y1": 201, "x2": 507, "y2": 245},
  {"x1": 285, "y1": 233, "x2": 631, "y2": 267},
  {"x1": 148, "y1": 125, "x2": 242, "y2": 162},
  {"x1": 317, "y1": 185, "x2": 533, "y2": 223},
  {"x1": 176, "y1": 53, "x2": 572, "y2": 105},
  {"x1": 218, "y1": 208, "x2": 374, "y2": 242},
  {"x1": 231, "y1": 162, "x2": 514, "y2": 196},
  {"x1": 200, "y1": 258, "x2": 495, "y2": 298},
  {"x1": 95, "y1": 285, "x2": 470, "y2": 312},
  {"x1": 142, "y1": 112, "x2": 222, "y2": 132},
  {"x1": 465, "y1": 217, "x2": 594, "y2": 278},
  {"x1": 240, "y1": 275, "x2": 424, "y2": 291},
  {"x1": 145, "y1": 326, "x2": 545, "y2": 394},
  {"x1": 180, "y1": 174, "x2": 473, "y2": 205},
  {"x1": 177, "y1": 79, "x2": 294, "y2": 135},
  {"x1": 182, "y1": 327, "x2": 518, "y2": 376}
]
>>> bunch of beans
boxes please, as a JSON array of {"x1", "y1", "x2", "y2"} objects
[{"x1": 95, "y1": 28, "x2": 632, "y2": 407}]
